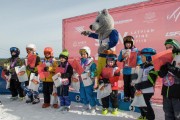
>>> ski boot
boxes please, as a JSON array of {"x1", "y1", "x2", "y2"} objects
[
  {"x1": 137, "y1": 115, "x2": 147, "y2": 120},
  {"x1": 64, "y1": 106, "x2": 70, "y2": 111},
  {"x1": 10, "y1": 96, "x2": 18, "y2": 101},
  {"x1": 111, "y1": 108, "x2": 118, "y2": 115},
  {"x1": 19, "y1": 97, "x2": 25, "y2": 101},
  {"x1": 53, "y1": 104, "x2": 59, "y2": 109},
  {"x1": 58, "y1": 106, "x2": 65, "y2": 111},
  {"x1": 42, "y1": 103, "x2": 50, "y2": 108},
  {"x1": 90, "y1": 107, "x2": 96, "y2": 114},
  {"x1": 32, "y1": 98, "x2": 40, "y2": 104},
  {"x1": 102, "y1": 108, "x2": 108, "y2": 115},
  {"x1": 26, "y1": 95, "x2": 33, "y2": 103},
  {"x1": 82, "y1": 104, "x2": 90, "y2": 112}
]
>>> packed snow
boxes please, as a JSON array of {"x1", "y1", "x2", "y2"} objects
[{"x1": 0, "y1": 94, "x2": 164, "y2": 120}]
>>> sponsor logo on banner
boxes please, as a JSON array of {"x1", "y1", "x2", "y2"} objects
[
  {"x1": 118, "y1": 29, "x2": 154, "y2": 44},
  {"x1": 75, "y1": 26, "x2": 85, "y2": 32},
  {"x1": 115, "y1": 19, "x2": 133, "y2": 25},
  {"x1": 143, "y1": 12, "x2": 157, "y2": 23},
  {"x1": 167, "y1": 7, "x2": 180, "y2": 22},
  {"x1": 165, "y1": 31, "x2": 180, "y2": 37},
  {"x1": 131, "y1": 29, "x2": 155, "y2": 43},
  {"x1": 73, "y1": 41, "x2": 87, "y2": 47}
]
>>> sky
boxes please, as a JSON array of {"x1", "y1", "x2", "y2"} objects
[{"x1": 0, "y1": 0, "x2": 148, "y2": 58}]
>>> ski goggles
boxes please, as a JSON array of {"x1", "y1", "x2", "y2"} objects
[
  {"x1": 10, "y1": 47, "x2": 17, "y2": 52},
  {"x1": 44, "y1": 52, "x2": 51, "y2": 55},
  {"x1": 165, "y1": 39, "x2": 180, "y2": 47},
  {"x1": 26, "y1": 48, "x2": 33, "y2": 51}
]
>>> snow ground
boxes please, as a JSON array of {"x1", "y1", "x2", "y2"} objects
[{"x1": 0, "y1": 94, "x2": 164, "y2": 120}]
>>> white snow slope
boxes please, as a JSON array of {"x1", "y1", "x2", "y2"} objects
[{"x1": 0, "y1": 95, "x2": 164, "y2": 120}]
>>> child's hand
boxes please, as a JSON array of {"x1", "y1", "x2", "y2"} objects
[
  {"x1": 72, "y1": 78, "x2": 78, "y2": 82},
  {"x1": 99, "y1": 83, "x2": 105, "y2": 91},
  {"x1": 122, "y1": 52, "x2": 129, "y2": 59},
  {"x1": 52, "y1": 92, "x2": 57, "y2": 96},
  {"x1": 93, "y1": 83, "x2": 98, "y2": 89},
  {"x1": 135, "y1": 90, "x2": 142, "y2": 96},
  {"x1": 100, "y1": 86, "x2": 104, "y2": 91},
  {"x1": 57, "y1": 73, "x2": 61, "y2": 77},
  {"x1": 88, "y1": 72, "x2": 90, "y2": 77},
  {"x1": 131, "y1": 82, "x2": 135, "y2": 86}
]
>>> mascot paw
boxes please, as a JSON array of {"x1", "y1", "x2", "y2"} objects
[{"x1": 81, "y1": 31, "x2": 91, "y2": 36}]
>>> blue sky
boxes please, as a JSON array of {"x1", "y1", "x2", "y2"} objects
[{"x1": 0, "y1": 0, "x2": 148, "y2": 58}]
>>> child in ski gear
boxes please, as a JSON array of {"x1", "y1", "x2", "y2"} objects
[
  {"x1": 41, "y1": 47, "x2": 58, "y2": 108},
  {"x1": 23, "y1": 44, "x2": 41, "y2": 104},
  {"x1": 72, "y1": 46, "x2": 97, "y2": 113},
  {"x1": 158, "y1": 39, "x2": 180, "y2": 120},
  {"x1": 3, "y1": 47, "x2": 24, "y2": 100},
  {"x1": 99, "y1": 54, "x2": 120, "y2": 115},
  {"x1": 118, "y1": 36, "x2": 142, "y2": 102},
  {"x1": 57, "y1": 49, "x2": 73, "y2": 111},
  {"x1": 133, "y1": 48, "x2": 157, "y2": 120}
]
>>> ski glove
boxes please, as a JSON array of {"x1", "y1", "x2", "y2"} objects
[
  {"x1": 44, "y1": 67, "x2": 49, "y2": 72},
  {"x1": 158, "y1": 63, "x2": 169, "y2": 78},
  {"x1": 3, "y1": 69, "x2": 10, "y2": 76},
  {"x1": 27, "y1": 65, "x2": 35, "y2": 72},
  {"x1": 81, "y1": 31, "x2": 92, "y2": 36},
  {"x1": 167, "y1": 61, "x2": 180, "y2": 78},
  {"x1": 134, "y1": 84, "x2": 141, "y2": 90},
  {"x1": 131, "y1": 73, "x2": 138, "y2": 80},
  {"x1": 99, "y1": 78, "x2": 109, "y2": 85},
  {"x1": 172, "y1": 48, "x2": 180, "y2": 55}
]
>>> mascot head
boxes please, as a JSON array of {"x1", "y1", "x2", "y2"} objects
[{"x1": 89, "y1": 9, "x2": 114, "y2": 35}]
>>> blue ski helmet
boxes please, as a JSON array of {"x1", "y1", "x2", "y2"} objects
[
  {"x1": 140, "y1": 48, "x2": 156, "y2": 62},
  {"x1": 106, "y1": 54, "x2": 117, "y2": 61}
]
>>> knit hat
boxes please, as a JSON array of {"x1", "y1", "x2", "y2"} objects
[{"x1": 59, "y1": 49, "x2": 69, "y2": 60}]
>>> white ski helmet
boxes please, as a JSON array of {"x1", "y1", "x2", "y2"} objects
[
  {"x1": 26, "y1": 43, "x2": 36, "y2": 51},
  {"x1": 79, "y1": 46, "x2": 91, "y2": 56}
]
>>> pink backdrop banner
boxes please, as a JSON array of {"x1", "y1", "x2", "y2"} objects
[{"x1": 63, "y1": 0, "x2": 180, "y2": 103}]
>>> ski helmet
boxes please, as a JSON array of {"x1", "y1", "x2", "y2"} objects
[
  {"x1": 10, "y1": 47, "x2": 20, "y2": 57},
  {"x1": 44, "y1": 47, "x2": 53, "y2": 56},
  {"x1": 164, "y1": 39, "x2": 180, "y2": 49},
  {"x1": 123, "y1": 35, "x2": 134, "y2": 49},
  {"x1": 26, "y1": 43, "x2": 36, "y2": 52},
  {"x1": 79, "y1": 46, "x2": 91, "y2": 56},
  {"x1": 106, "y1": 54, "x2": 117, "y2": 61},
  {"x1": 140, "y1": 48, "x2": 156, "y2": 62}
]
